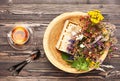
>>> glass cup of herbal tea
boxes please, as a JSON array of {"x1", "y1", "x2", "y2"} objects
[
  {"x1": 11, "y1": 26, "x2": 29, "y2": 45},
  {"x1": 7, "y1": 25, "x2": 32, "y2": 50}
]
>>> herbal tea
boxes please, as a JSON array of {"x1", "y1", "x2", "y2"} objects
[{"x1": 11, "y1": 26, "x2": 29, "y2": 45}]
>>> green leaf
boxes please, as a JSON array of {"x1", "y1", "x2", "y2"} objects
[
  {"x1": 61, "y1": 52, "x2": 73, "y2": 63},
  {"x1": 80, "y1": 62, "x2": 89, "y2": 70},
  {"x1": 71, "y1": 57, "x2": 89, "y2": 71},
  {"x1": 71, "y1": 60, "x2": 79, "y2": 68},
  {"x1": 61, "y1": 52, "x2": 69, "y2": 60}
]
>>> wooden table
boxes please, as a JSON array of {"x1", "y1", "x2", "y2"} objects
[{"x1": 0, "y1": 0, "x2": 120, "y2": 81}]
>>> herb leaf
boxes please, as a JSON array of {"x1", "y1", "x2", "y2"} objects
[
  {"x1": 71, "y1": 57, "x2": 89, "y2": 71},
  {"x1": 61, "y1": 52, "x2": 73, "y2": 63},
  {"x1": 81, "y1": 62, "x2": 89, "y2": 70},
  {"x1": 61, "y1": 51, "x2": 100, "y2": 71},
  {"x1": 61, "y1": 52, "x2": 69, "y2": 60}
]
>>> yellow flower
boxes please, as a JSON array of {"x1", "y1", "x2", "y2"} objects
[
  {"x1": 102, "y1": 27, "x2": 108, "y2": 35},
  {"x1": 86, "y1": 57, "x2": 89, "y2": 61},
  {"x1": 89, "y1": 61, "x2": 95, "y2": 67},
  {"x1": 88, "y1": 10, "x2": 104, "y2": 24}
]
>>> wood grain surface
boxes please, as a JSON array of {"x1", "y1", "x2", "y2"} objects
[{"x1": 0, "y1": 0, "x2": 120, "y2": 81}]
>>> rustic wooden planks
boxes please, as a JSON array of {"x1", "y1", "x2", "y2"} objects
[
  {"x1": 0, "y1": 0, "x2": 120, "y2": 81},
  {"x1": 0, "y1": 0, "x2": 9, "y2": 5},
  {"x1": 1, "y1": 77, "x2": 114, "y2": 81},
  {"x1": 9, "y1": 4, "x2": 120, "y2": 14},
  {"x1": 9, "y1": 0, "x2": 120, "y2": 4}
]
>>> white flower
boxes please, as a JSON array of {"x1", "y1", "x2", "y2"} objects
[
  {"x1": 76, "y1": 34, "x2": 84, "y2": 40},
  {"x1": 80, "y1": 44, "x2": 85, "y2": 48}
]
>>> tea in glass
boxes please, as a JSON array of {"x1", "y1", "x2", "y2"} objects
[{"x1": 11, "y1": 26, "x2": 30, "y2": 45}]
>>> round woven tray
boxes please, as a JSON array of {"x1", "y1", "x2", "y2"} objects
[{"x1": 43, "y1": 12, "x2": 110, "y2": 73}]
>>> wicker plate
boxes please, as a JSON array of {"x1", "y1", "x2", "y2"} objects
[{"x1": 43, "y1": 12, "x2": 110, "y2": 73}]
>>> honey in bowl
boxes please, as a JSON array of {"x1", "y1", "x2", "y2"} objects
[{"x1": 11, "y1": 26, "x2": 30, "y2": 45}]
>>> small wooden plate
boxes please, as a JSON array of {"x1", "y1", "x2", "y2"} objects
[{"x1": 43, "y1": 12, "x2": 110, "y2": 73}]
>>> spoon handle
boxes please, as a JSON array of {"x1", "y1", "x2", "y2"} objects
[
  {"x1": 12, "y1": 61, "x2": 28, "y2": 76},
  {"x1": 8, "y1": 49, "x2": 41, "y2": 76},
  {"x1": 8, "y1": 61, "x2": 26, "y2": 72}
]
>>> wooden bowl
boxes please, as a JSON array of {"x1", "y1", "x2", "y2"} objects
[{"x1": 43, "y1": 12, "x2": 110, "y2": 73}]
